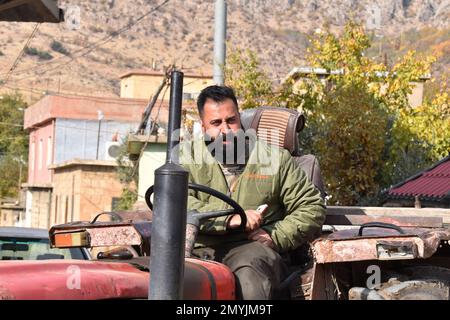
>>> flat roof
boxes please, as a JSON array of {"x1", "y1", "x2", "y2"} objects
[
  {"x1": 25, "y1": 93, "x2": 197, "y2": 131},
  {"x1": 21, "y1": 182, "x2": 53, "y2": 189},
  {"x1": 285, "y1": 66, "x2": 431, "y2": 82},
  {"x1": 48, "y1": 159, "x2": 122, "y2": 170},
  {"x1": 24, "y1": 94, "x2": 150, "y2": 129}
]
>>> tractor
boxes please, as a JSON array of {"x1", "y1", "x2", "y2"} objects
[{"x1": 1, "y1": 70, "x2": 449, "y2": 300}]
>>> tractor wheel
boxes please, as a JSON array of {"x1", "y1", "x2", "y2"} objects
[
  {"x1": 376, "y1": 279, "x2": 449, "y2": 300},
  {"x1": 349, "y1": 266, "x2": 450, "y2": 300}
]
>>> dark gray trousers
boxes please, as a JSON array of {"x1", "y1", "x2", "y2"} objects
[{"x1": 193, "y1": 241, "x2": 288, "y2": 300}]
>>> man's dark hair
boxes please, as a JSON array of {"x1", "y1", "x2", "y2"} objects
[{"x1": 197, "y1": 85, "x2": 238, "y2": 117}]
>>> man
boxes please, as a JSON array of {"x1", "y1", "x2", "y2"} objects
[{"x1": 180, "y1": 85, "x2": 326, "y2": 299}]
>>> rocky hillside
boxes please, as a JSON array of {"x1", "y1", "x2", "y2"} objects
[{"x1": 0, "y1": 0, "x2": 448, "y2": 101}]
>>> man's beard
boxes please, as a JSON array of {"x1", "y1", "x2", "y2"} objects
[{"x1": 205, "y1": 130, "x2": 248, "y2": 165}]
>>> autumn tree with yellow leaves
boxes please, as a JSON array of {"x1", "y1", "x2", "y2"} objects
[{"x1": 225, "y1": 21, "x2": 449, "y2": 205}]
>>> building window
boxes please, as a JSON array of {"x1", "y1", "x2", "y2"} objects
[
  {"x1": 30, "y1": 142, "x2": 35, "y2": 172},
  {"x1": 47, "y1": 136, "x2": 52, "y2": 166},
  {"x1": 38, "y1": 139, "x2": 43, "y2": 170}
]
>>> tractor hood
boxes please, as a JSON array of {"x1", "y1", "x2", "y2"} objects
[{"x1": 0, "y1": 257, "x2": 235, "y2": 300}]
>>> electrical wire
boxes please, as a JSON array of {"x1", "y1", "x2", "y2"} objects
[
  {"x1": 128, "y1": 81, "x2": 169, "y2": 180},
  {"x1": 1, "y1": 0, "x2": 170, "y2": 80},
  {"x1": 1, "y1": 23, "x2": 41, "y2": 87}
]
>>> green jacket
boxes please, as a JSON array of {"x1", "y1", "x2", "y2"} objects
[{"x1": 179, "y1": 139, "x2": 326, "y2": 253}]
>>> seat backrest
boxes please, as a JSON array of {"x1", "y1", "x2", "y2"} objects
[
  {"x1": 240, "y1": 106, "x2": 326, "y2": 199},
  {"x1": 240, "y1": 106, "x2": 305, "y2": 157}
]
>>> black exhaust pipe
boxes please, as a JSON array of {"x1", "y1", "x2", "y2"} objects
[{"x1": 148, "y1": 70, "x2": 188, "y2": 300}]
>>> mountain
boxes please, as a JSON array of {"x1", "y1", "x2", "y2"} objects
[{"x1": 0, "y1": 0, "x2": 448, "y2": 101}]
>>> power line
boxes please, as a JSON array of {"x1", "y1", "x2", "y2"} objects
[
  {"x1": 1, "y1": 23, "x2": 41, "y2": 87},
  {"x1": 0, "y1": 119, "x2": 136, "y2": 137},
  {"x1": 2, "y1": 84, "x2": 163, "y2": 106},
  {"x1": 3, "y1": 0, "x2": 170, "y2": 77},
  {"x1": 1, "y1": 0, "x2": 170, "y2": 80},
  {"x1": 129, "y1": 81, "x2": 169, "y2": 181},
  {"x1": 5, "y1": 67, "x2": 209, "y2": 97}
]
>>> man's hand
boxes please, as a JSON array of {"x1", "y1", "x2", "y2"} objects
[
  {"x1": 227, "y1": 209, "x2": 262, "y2": 232},
  {"x1": 248, "y1": 229, "x2": 275, "y2": 249}
]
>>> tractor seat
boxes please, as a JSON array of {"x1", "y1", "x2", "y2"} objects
[{"x1": 240, "y1": 106, "x2": 326, "y2": 199}]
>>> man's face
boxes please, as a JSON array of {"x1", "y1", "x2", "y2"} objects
[{"x1": 201, "y1": 97, "x2": 241, "y2": 144}]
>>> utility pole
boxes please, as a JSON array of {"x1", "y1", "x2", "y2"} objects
[
  {"x1": 96, "y1": 110, "x2": 104, "y2": 160},
  {"x1": 213, "y1": 0, "x2": 227, "y2": 85},
  {"x1": 17, "y1": 158, "x2": 23, "y2": 201}
]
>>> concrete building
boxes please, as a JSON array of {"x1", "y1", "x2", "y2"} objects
[
  {"x1": 49, "y1": 160, "x2": 126, "y2": 224},
  {"x1": 21, "y1": 69, "x2": 210, "y2": 227},
  {"x1": 127, "y1": 134, "x2": 168, "y2": 205},
  {"x1": 22, "y1": 94, "x2": 149, "y2": 228},
  {"x1": 120, "y1": 70, "x2": 214, "y2": 100},
  {"x1": 0, "y1": 200, "x2": 25, "y2": 227},
  {"x1": 127, "y1": 102, "x2": 197, "y2": 207},
  {"x1": 284, "y1": 67, "x2": 431, "y2": 108}
]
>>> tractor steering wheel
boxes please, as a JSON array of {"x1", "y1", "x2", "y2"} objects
[{"x1": 145, "y1": 183, "x2": 247, "y2": 232}]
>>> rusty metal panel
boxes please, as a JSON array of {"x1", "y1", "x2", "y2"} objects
[
  {"x1": 313, "y1": 237, "x2": 390, "y2": 263},
  {"x1": 312, "y1": 229, "x2": 450, "y2": 263},
  {"x1": 324, "y1": 214, "x2": 443, "y2": 228},
  {"x1": 113, "y1": 210, "x2": 152, "y2": 221},
  {"x1": 49, "y1": 221, "x2": 146, "y2": 248},
  {"x1": 87, "y1": 226, "x2": 142, "y2": 247},
  {"x1": 376, "y1": 240, "x2": 418, "y2": 260},
  {"x1": 51, "y1": 226, "x2": 142, "y2": 247},
  {"x1": 326, "y1": 206, "x2": 450, "y2": 225},
  {"x1": 326, "y1": 227, "x2": 430, "y2": 240}
]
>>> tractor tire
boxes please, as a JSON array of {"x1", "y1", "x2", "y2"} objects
[
  {"x1": 349, "y1": 266, "x2": 450, "y2": 300},
  {"x1": 376, "y1": 280, "x2": 449, "y2": 300}
]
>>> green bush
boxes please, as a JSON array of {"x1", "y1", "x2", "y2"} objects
[
  {"x1": 37, "y1": 51, "x2": 53, "y2": 60},
  {"x1": 24, "y1": 46, "x2": 38, "y2": 56},
  {"x1": 24, "y1": 46, "x2": 53, "y2": 60},
  {"x1": 0, "y1": 94, "x2": 28, "y2": 198},
  {"x1": 50, "y1": 40, "x2": 70, "y2": 56}
]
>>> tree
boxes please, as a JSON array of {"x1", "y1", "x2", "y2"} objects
[
  {"x1": 282, "y1": 22, "x2": 447, "y2": 205},
  {"x1": 224, "y1": 21, "x2": 449, "y2": 205},
  {"x1": 224, "y1": 47, "x2": 274, "y2": 109},
  {"x1": 401, "y1": 83, "x2": 449, "y2": 161},
  {"x1": 0, "y1": 93, "x2": 28, "y2": 199},
  {"x1": 115, "y1": 136, "x2": 138, "y2": 211}
]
